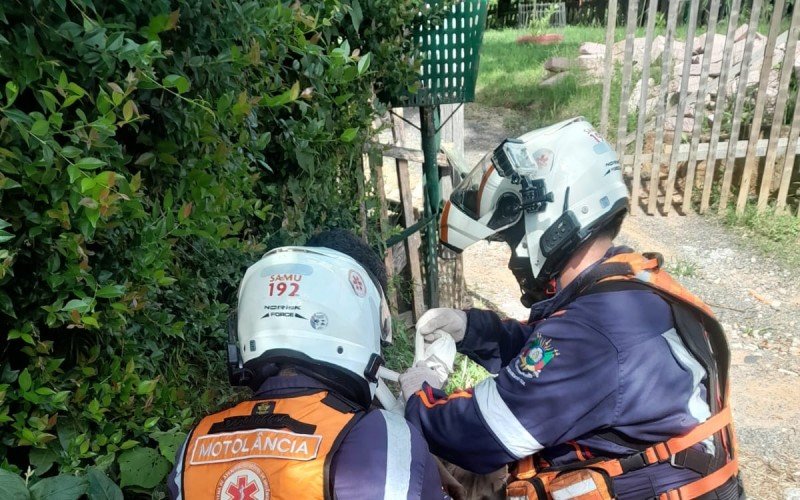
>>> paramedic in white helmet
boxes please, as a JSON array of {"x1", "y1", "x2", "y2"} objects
[
  {"x1": 167, "y1": 229, "x2": 448, "y2": 499},
  {"x1": 399, "y1": 118, "x2": 743, "y2": 500}
]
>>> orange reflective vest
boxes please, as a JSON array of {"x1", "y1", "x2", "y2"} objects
[
  {"x1": 181, "y1": 391, "x2": 360, "y2": 500},
  {"x1": 509, "y1": 252, "x2": 740, "y2": 500}
]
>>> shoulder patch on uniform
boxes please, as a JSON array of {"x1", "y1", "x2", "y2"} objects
[{"x1": 518, "y1": 333, "x2": 559, "y2": 378}]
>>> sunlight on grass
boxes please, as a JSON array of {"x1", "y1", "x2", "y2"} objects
[{"x1": 475, "y1": 27, "x2": 609, "y2": 129}]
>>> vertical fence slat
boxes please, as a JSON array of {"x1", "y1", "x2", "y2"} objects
[
  {"x1": 718, "y1": 0, "x2": 763, "y2": 214},
  {"x1": 647, "y1": 0, "x2": 681, "y2": 215},
  {"x1": 614, "y1": 0, "x2": 639, "y2": 155},
  {"x1": 599, "y1": 0, "x2": 618, "y2": 137},
  {"x1": 735, "y1": 0, "x2": 787, "y2": 214},
  {"x1": 756, "y1": 2, "x2": 800, "y2": 212},
  {"x1": 776, "y1": 64, "x2": 800, "y2": 213},
  {"x1": 682, "y1": 0, "x2": 722, "y2": 214},
  {"x1": 630, "y1": 0, "x2": 660, "y2": 214},
  {"x1": 663, "y1": 0, "x2": 701, "y2": 214}
]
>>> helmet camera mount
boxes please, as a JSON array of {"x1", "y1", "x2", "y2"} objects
[{"x1": 492, "y1": 138, "x2": 554, "y2": 214}]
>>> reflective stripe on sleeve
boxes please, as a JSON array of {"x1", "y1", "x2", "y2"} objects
[
  {"x1": 380, "y1": 409, "x2": 412, "y2": 500},
  {"x1": 474, "y1": 377, "x2": 544, "y2": 459}
]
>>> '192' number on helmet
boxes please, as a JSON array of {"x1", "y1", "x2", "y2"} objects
[{"x1": 268, "y1": 282, "x2": 299, "y2": 297}]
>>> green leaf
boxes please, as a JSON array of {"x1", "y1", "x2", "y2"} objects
[
  {"x1": 5, "y1": 81, "x2": 19, "y2": 106},
  {"x1": 29, "y1": 474, "x2": 87, "y2": 500},
  {"x1": 122, "y1": 101, "x2": 134, "y2": 121},
  {"x1": 152, "y1": 430, "x2": 187, "y2": 463},
  {"x1": 136, "y1": 379, "x2": 157, "y2": 395},
  {"x1": 96, "y1": 285, "x2": 125, "y2": 298},
  {"x1": 29, "y1": 448, "x2": 58, "y2": 476},
  {"x1": 30, "y1": 120, "x2": 49, "y2": 136},
  {"x1": 75, "y1": 158, "x2": 106, "y2": 170},
  {"x1": 118, "y1": 447, "x2": 170, "y2": 489},
  {"x1": 86, "y1": 468, "x2": 122, "y2": 500},
  {"x1": 0, "y1": 292, "x2": 15, "y2": 319},
  {"x1": 162, "y1": 75, "x2": 190, "y2": 94},
  {"x1": 60, "y1": 146, "x2": 82, "y2": 158},
  {"x1": 357, "y1": 52, "x2": 371, "y2": 75},
  {"x1": 289, "y1": 81, "x2": 300, "y2": 101},
  {"x1": 0, "y1": 230, "x2": 13, "y2": 244},
  {"x1": 18, "y1": 369, "x2": 31, "y2": 392},
  {"x1": 340, "y1": 127, "x2": 359, "y2": 143},
  {"x1": 62, "y1": 299, "x2": 91, "y2": 313},
  {"x1": 0, "y1": 468, "x2": 29, "y2": 500},
  {"x1": 350, "y1": 0, "x2": 363, "y2": 31}
]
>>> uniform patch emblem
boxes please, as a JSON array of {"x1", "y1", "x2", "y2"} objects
[
  {"x1": 251, "y1": 402, "x2": 275, "y2": 416},
  {"x1": 216, "y1": 462, "x2": 270, "y2": 500},
  {"x1": 518, "y1": 333, "x2": 559, "y2": 377}
]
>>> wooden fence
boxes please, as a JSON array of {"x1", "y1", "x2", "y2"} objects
[{"x1": 600, "y1": 0, "x2": 800, "y2": 216}]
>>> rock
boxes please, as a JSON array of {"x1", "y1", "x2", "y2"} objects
[
  {"x1": 539, "y1": 72, "x2": 569, "y2": 87},
  {"x1": 665, "y1": 116, "x2": 696, "y2": 134},
  {"x1": 579, "y1": 42, "x2": 605, "y2": 56},
  {"x1": 693, "y1": 33, "x2": 727, "y2": 62},
  {"x1": 613, "y1": 35, "x2": 665, "y2": 64},
  {"x1": 576, "y1": 55, "x2": 605, "y2": 79},
  {"x1": 544, "y1": 57, "x2": 571, "y2": 73},
  {"x1": 734, "y1": 24, "x2": 748, "y2": 42},
  {"x1": 629, "y1": 78, "x2": 656, "y2": 114}
]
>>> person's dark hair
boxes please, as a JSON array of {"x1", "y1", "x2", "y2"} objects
[{"x1": 306, "y1": 229, "x2": 388, "y2": 293}]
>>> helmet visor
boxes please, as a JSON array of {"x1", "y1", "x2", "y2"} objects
[{"x1": 450, "y1": 153, "x2": 495, "y2": 220}]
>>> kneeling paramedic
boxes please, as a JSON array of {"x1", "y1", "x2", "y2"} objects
[
  {"x1": 168, "y1": 230, "x2": 447, "y2": 499},
  {"x1": 399, "y1": 118, "x2": 743, "y2": 499}
]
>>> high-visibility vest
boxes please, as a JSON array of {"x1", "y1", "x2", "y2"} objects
[
  {"x1": 181, "y1": 390, "x2": 361, "y2": 500},
  {"x1": 508, "y1": 252, "x2": 740, "y2": 500}
]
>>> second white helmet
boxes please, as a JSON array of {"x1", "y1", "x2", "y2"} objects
[
  {"x1": 231, "y1": 246, "x2": 391, "y2": 406},
  {"x1": 441, "y1": 117, "x2": 629, "y2": 285}
]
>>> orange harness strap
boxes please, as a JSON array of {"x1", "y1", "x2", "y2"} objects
[
  {"x1": 589, "y1": 406, "x2": 733, "y2": 478},
  {"x1": 658, "y1": 458, "x2": 739, "y2": 500}
]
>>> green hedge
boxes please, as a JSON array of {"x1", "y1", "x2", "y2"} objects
[{"x1": 0, "y1": 0, "x2": 437, "y2": 496}]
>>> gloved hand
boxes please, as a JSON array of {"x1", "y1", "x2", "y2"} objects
[
  {"x1": 416, "y1": 308, "x2": 468, "y2": 344},
  {"x1": 399, "y1": 363, "x2": 445, "y2": 401}
]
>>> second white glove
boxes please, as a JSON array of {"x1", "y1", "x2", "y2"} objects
[{"x1": 416, "y1": 308, "x2": 467, "y2": 343}]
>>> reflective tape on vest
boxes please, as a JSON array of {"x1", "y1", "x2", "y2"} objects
[{"x1": 189, "y1": 428, "x2": 322, "y2": 465}]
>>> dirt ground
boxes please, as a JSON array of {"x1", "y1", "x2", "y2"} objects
[{"x1": 383, "y1": 104, "x2": 800, "y2": 498}]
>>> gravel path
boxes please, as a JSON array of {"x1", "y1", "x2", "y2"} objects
[{"x1": 456, "y1": 104, "x2": 800, "y2": 499}]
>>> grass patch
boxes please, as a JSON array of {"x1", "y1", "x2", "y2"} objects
[
  {"x1": 723, "y1": 205, "x2": 800, "y2": 268},
  {"x1": 476, "y1": 27, "x2": 606, "y2": 119},
  {"x1": 666, "y1": 259, "x2": 699, "y2": 278}
]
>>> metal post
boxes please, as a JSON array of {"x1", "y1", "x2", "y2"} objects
[{"x1": 419, "y1": 105, "x2": 441, "y2": 308}]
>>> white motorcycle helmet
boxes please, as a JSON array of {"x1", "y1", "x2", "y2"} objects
[
  {"x1": 228, "y1": 246, "x2": 391, "y2": 407},
  {"x1": 441, "y1": 117, "x2": 629, "y2": 304}
]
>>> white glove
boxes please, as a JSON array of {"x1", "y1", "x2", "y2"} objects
[
  {"x1": 399, "y1": 364, "x2": 445, "y2": 401},
  {"x1": 416, "y1": 308, "x2": 467, "y2": 344}
]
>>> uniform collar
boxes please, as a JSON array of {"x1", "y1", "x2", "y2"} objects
[
  {"x1": 529, "y1": 245, "x2": 633, "y2": 321},
  {"x1": 253, "y1": 373, "x2": 331, "y2": 398}
]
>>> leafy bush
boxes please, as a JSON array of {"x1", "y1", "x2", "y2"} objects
[{"x1": 0, "y1": 0, "x2": 437, "y2": 495}]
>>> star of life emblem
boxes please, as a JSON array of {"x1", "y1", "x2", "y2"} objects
[
  {"x1": 216, "y1": 462, "x2": 270, "y2": 500},
  {"x1": 348, "y1": 269, "x2": 367, "y2": 297}
]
